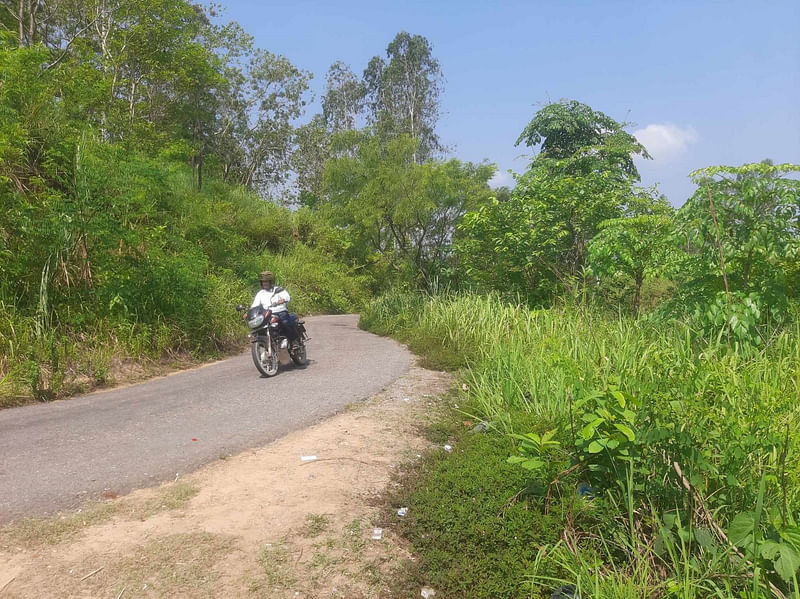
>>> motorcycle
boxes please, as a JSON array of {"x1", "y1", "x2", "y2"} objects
[{"x1": 236, "y1": 302, "x2": 308, "y2": 377}]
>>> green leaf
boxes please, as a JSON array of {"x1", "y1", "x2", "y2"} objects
[
  {"x1": 521, "y1": 459, "x2": 545, "y2": 471},
  {"x1": 760, "y1": 540, "x2": 781, "y2": 560},
  {"x1": 779, "y1": 526, "x2": 800, "y2": 550},
  {"x1": 613, "y1": 423, "x2": 635, "y2": 441},
  {"x1": 581, "y1": 418, "x2": 602, "y2": 440},
  {"x1": 508, "y1": 433, "x2": 534, "y2": 444},
  {"x1": 727, "y1": 512, "x2": 755, "y2": 547},
  {"x1": 587, "y1": 440, "x2": 604, "y2": 454},
  {"x1": 774, "y1": 543, "x2": 800, "y2": 582},
  {"x1": 693, "y1": 527, "x2": 716, "y2": 551}
]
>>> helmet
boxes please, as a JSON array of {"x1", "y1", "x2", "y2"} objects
[{"x1": 258, "y1": 271, "x2": 274, "y2": 284}]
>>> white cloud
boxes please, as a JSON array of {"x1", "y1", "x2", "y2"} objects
[
  {"x1": 633, "y1": 123, "x2": 699, "y2": 162},
  {"x1": 489, "y1": 169, "x2": 516, "y2": 189}
]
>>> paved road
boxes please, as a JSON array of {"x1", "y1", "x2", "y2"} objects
[{"x1": 0, "y1": 315, "x2": 412, "y2": 523}]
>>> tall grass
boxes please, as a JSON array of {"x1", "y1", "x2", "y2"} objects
[{"x1": 361, "y1": 291, "x2": 800, "y2": 596}]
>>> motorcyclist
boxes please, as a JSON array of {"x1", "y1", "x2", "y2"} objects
[{"x1": 249, "y1": 271, "x2": 300, "y2": 348}]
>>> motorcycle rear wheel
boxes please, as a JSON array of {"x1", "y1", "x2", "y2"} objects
[
  {"x1": 289, "y1": 342, "x2": 307, "y2": 366},
  {"x1": 252, "y1": 338, "x2": 279, "y2": 377}
]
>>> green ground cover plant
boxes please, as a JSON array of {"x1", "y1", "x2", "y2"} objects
[{"x1": 362, "y1": 292, "x2": 800, "y2": 597}]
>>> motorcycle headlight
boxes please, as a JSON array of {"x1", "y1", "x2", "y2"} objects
[{"x1": 247, "y1": 314, "x2": 265, "y2": 328}]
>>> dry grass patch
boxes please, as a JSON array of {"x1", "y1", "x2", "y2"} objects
[
  {"x1": 0, "y1": 501, "x2": 119, "y2": 549},
  {"x1": 131, "y1": 480, "x2": 200, "y2": 519},
  {"x1": 84, "y1": 531, "x2": 235, "y2": 598},
  {"x1": 0, "y1": 481, "x2": 199, "y2": 550},
  {"x1": 248, "y1": 518, "x2": 399, "y2": 598}
]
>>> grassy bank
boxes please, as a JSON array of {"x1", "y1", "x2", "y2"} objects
[
  {"x1": 0, "y1": 152, "x2": 370, "y2": 407},
  {"x1": 362, "y1": 292, "x2": 800, "y2": 598}
]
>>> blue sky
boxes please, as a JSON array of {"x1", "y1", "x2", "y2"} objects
[{"x1": 220, "y1": 1, "x2": 799, "y2": 205}]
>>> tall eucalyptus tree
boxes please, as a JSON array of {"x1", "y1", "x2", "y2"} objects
[{"x1": 363, "y1": 31, "x2": 443, "y2": 163}]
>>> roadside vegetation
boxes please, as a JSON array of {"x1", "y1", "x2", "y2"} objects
[
  {"x1": 358, "y1": 104, "x2": 800, "y2": 597},
  {"x1": 365, "y1": 294, "x2": 800, "y2": 597},
  {"x1": 362, "y1": 59, "x2": 800, "y2": 599},
  {"x1": 3, "y1": 2, "x2": 799, "y2": 596}
]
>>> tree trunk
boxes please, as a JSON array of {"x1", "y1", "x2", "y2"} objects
[
  {"x1": 633, "y1": 272, "x2": 643, "y2": 318},
  {"x1": 128, "y1": 79, "x2": 137, "y2": 129},
  {"x1": 27, "y1": 0, "x2": 36, "y2": 45},
  {"x1": 18, "y1": 0, "x2": 24, "y2": 45}
]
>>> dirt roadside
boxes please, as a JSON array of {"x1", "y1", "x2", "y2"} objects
[{"x1": 0, "y1": 364, "x2": 452, "y2": 598}]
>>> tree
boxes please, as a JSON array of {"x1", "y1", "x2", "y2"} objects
[
  {"x1": 457, "y1": 100, "x2": 651, "y2": 301},
  {"x1": 516, "y1": 99, "x2": 650, "y2": 179},
  {"x1": 323, "y1": 131, "x2": 493, "y2": 283},
  {"x1": 363, "y1": 32, "x2": 443, "y2": 163},
  {"x1": 322, "y1": 61, "x2": 364, "y2": 132},
  {"x1": 458, "y1": 162, "x2": 635, "y2": 300},
  {"x1": 588, "y1": 193, "x2": 675, "y2": 315},
  {"x1": 673, "y1": 162, "x2": 800, "y2": 337},
  {"x1": 292, "y1": 114, "x2": 330, "y2": 207},
  {"x1": 206, "y1": 23, "x2": 310, "y2": 192}
]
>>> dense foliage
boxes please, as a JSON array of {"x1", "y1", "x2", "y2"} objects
[
  {"x1": 3, "y1": 3, "x2": 800, "y2": 595},
  {"x1": 322, "y1": 131, "x2": 494, "y2": 285},
  {"x1": 0, "y1": 5, "x2": 382, "y2": 404}
]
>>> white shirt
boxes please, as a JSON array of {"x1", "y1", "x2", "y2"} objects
[{"x1": 251, "y1": 286, "x2": 291, "y2": 313}]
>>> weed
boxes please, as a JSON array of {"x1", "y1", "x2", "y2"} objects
[
  {"x1": 345, "y1": 518, "x2": 366, "y2": 553},
  {"x1": 304, "y1": 513, "x2": 331, "y2": 538},
  {"x1": 309, "y1": 548, "x2": 339, "y2": 571},
  {"x1": 257, "y1": 543, "x2": 297, "y2": 589}
]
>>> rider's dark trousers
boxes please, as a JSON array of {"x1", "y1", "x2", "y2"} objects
[{"x1": 275, "y1": 311, "x2": 298, "y2": 341}]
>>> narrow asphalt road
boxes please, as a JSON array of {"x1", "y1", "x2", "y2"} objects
[{"x1": 0, "y1": 315, "x2": 412, "y2": 524}]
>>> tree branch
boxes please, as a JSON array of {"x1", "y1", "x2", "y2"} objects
[{"x1": 42, "y1": 14, "x2": 102, "y2": 71}]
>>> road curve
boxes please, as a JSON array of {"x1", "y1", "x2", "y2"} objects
[{"x1": 0, "y1": 315, "x2": 412, "y2": 523}]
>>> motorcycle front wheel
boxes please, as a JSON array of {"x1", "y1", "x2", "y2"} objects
[{"x1": 252, "y1": 338, "x2": 279, "y2": 377}]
